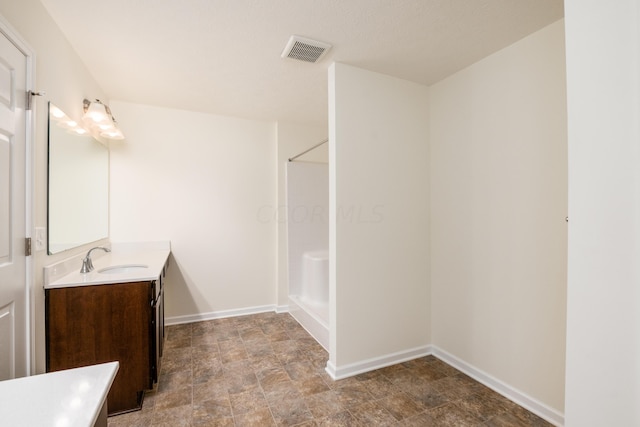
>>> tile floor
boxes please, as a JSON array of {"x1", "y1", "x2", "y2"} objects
[{"x1": 107, "y1": 312, "x2": 553, "y2": 426}]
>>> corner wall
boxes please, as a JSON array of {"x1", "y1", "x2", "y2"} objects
[
  {"x1": 328, "y1": 63, "x2": 430, "y2": 375},
  {"x1": 564, "y1": 2, "x2": 640, "y2": 425},
  {"x1": 429, "y1": 20, "x2": 567, "y2": 417}
]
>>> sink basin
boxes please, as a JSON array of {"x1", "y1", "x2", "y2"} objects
[{"x1": 97, "y1": 264, "x2": 149, "y2": 274}]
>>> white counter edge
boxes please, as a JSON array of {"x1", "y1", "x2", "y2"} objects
[
  {"x1": 0, "y1": 361, "x2": 119, "y2": 427},
  {"x1": 44, "y1": 241, "x2": 171, "y2": 289}
]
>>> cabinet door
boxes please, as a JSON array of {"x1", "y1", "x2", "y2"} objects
[
  {"x1": 150, "y1": 268, "x2": 167, "y2": 383},
  {"x1": 46, "y1": 282, "x2": 153, "y2": 415}
]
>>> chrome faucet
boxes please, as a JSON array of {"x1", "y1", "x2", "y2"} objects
[{"x1": 80, "y1": 246, "x2": 111, "y2": 273}]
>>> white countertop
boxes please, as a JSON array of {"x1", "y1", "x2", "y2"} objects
[
  {"x1": 44, "y1": 241, "x2": 171, "y2": 289},
  {"x1": 0, "y1": 362, "x2": 118, "y2": 427}
]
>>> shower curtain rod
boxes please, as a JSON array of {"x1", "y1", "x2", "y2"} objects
[{"x1": 288, "y1": 139, "x2": 328, "y2": 162}]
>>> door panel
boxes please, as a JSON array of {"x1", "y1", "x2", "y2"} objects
[
  {"x1": 0, "y1": 132, "x2": 10, "y2": 261},
  {"x1": 0, "y1": 302, "x2": 14, "y2": 379},
  {"x1": 0, "y1": 29, "x2": 28, "y2": 380},
  {"x1": 0, "y1": 57, "x2": 14, "y2": 109}
]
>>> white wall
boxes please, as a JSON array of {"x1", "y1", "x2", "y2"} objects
[
  {"x1": 0, "y1": 0, "x2": 108, "y2": 373},
  {"x1": 564, "y1": 2, "x2": 640, "y2": 426},
  {"x1": 328, "y1": 63, "x2": 430, "y2": 375},
  {"x1": 109, "y1": 101, "x2": 277, "y2": 321},
  {"x1": 429, "y1": 20, "x2": 567, "y2": 417},
  {"x1": 275, "y1": 122, "x2": 327, "y2": 308}
]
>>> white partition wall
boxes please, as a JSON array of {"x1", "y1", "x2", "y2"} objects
[
  {"x1": 564, "y1": 1, "x2": 640, "y2": 425},
  {"x1": 328, "y1": 63, "x2": 430, "y2": 378}
]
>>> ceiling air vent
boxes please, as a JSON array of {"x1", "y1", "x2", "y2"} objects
[{"x1": 281, "y1": 35, "x2": 332, "y2": 63}]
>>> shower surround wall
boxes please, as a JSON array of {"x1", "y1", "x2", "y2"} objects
[{"x1": 286, "y1": 162, "x2": 329, "y2": 349}]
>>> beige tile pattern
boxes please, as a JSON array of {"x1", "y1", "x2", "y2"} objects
[{"x1": 107, "y1": 312, "x2": 553, "y2": 426}]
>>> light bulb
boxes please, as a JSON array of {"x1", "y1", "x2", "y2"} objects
[
  {"x1": 100, "y1": 128, "x2": 124, "y2": 140},
  {"x1": 83, "y1": 101, "x2": 108, "y2": 123},
  {"x1": 51, "y1": 106, "x2": 65, "y2": 118}
]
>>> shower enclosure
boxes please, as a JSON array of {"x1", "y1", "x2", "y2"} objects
[{"x1": 286, "y1": 160, "x2": 329, "y2": 350}]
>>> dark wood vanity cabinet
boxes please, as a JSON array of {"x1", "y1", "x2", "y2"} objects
[
  {"x1": 150, "y1": 269, "x2": 165, "y2": 383},
  {"x1": 46, "y1": 277, "x2": 164, "y2": 415}
]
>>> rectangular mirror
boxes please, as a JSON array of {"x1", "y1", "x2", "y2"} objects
[{"x1": 47, "y1": 102, "x2": 109, "y2": 254}]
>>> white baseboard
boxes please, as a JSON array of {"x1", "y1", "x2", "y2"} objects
[
  {"x1": 288, "y1": 297, "x2": 329, "y2": 351},
  {"x1": 325, "y1": 345, "x2": 432, "y2": 380},
  {"x1": 431, "y1": 346, "x2": 564, "y2": 427},
  {"x1": 165, "y1": 304, "x2": 277, "y2": 325},
  {"x1": 275, "y1": 304, "x2": 289, "y2": 314}
]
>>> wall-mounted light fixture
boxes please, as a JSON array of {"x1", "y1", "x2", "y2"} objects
[{"x1": 82, "y1": 99, "x2": 125, "y2": 140}]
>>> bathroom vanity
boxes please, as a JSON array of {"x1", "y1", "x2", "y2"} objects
[{"x1": 44, "y1": 242, "x2": 170, "y2": 415}]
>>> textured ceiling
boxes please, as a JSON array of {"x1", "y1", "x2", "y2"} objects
[{"x1": 39, "y1": 0, "x2": 563, "y2": 125}]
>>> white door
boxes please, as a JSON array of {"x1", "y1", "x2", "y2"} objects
[{"x1": 0, "y1": 29, "x2": 29, "y2": 380}]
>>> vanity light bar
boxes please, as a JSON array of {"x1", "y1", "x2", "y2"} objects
[{"x1": 82, "y1": 98, "x2": 125, "y2": 140}]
